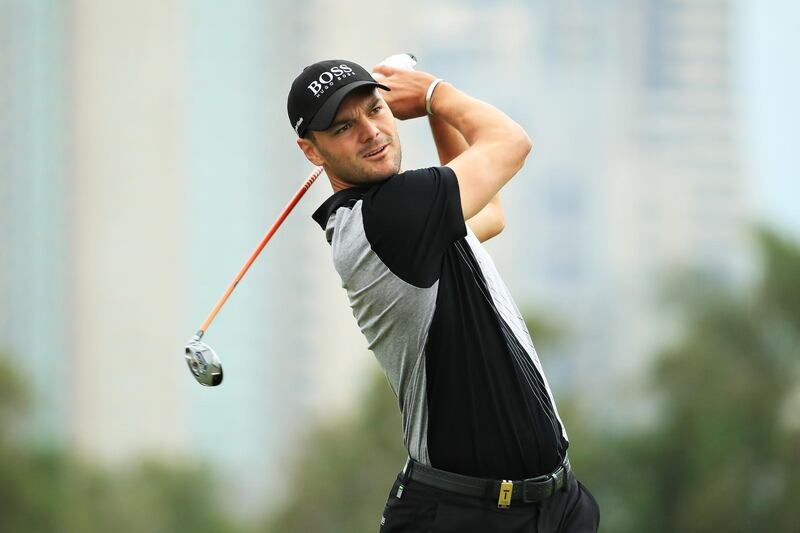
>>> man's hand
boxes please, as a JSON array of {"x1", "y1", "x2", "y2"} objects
[
  {"x1": 371, "y1": 64, "x2": 437, "y2": 121},
  {"x1": 374, "y1": 61, "x2": 527, "y2": 231}
]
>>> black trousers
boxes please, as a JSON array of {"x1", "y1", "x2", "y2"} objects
[{"x1": 379, "y1": 469, "x2": 600, "y2": 533}]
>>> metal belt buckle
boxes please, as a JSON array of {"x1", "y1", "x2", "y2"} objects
[{"x1": 498, "y1": 480, "x2": 513, "y2": 509}]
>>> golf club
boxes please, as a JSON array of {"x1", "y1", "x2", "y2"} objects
[
  {"x1": 184, "y1": 53, "x2": 418, "y2": 387},
  {"x1": 184, "y1": 165, "x2": 323, "y2": 386}
]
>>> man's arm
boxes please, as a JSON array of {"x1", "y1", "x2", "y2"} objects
[
  {"x1": 429, "y1": 114, "x2": 504, "y2": 242},
  {"x1": 373, "y1": 65, "x2": 531, "y2": 220}
]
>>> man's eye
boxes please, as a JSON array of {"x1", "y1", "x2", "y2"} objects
[
  {"x1": 370, "y1": 106, "x2": 382, "y2": 115},
  {"x1": 336, "y1": 123, "x2": 350, "y2": 134}
]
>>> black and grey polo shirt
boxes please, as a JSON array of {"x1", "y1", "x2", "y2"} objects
[{"x1": 312, "y1": 166, "x2": 569, "y2": 479}]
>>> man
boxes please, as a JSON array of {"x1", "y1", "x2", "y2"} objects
[{"x1": 287, "y1": 59, "x2": 600, "y2": 532}]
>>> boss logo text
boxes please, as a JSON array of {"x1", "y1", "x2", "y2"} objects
[{"x1": 307, "y1": 64, "x2": 355, "y2": 97}]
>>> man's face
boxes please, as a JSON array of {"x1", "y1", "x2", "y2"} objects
[{"x1": 298, "y1": 88, "x2": 402, "y2": 187}]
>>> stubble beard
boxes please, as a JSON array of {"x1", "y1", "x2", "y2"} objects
[{"x1": 320, "y1": 136, "x2": 403, "y2": 187}]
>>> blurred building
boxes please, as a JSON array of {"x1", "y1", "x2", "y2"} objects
[
  {"x1": 68, "y1": 0, "x2": 188, "y2": 461},
  {"x1": 602, "y1": 0, "x2": 751, "y2": 412},
  {"x1": 0, "y1": 0, "x2": 70, "y2": 445}
]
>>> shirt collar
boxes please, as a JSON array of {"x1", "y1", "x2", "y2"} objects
[{"x1": 311, "y1": 186, "x2": 371, "y2": 230}]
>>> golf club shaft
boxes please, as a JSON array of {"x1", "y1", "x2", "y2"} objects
[{"x1": 197, "y1": 165, "x2": 324, "y2": 335}]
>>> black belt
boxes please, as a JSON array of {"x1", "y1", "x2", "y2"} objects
[{"x1": 402, "y1": 456, "x2": 571, "y2": 507}]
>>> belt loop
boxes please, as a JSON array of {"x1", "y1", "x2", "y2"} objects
[{"x1": 402, "y1": 458, "x2": 415, "y2": 484}]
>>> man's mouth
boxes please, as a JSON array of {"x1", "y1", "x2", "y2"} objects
[{"x1": 363, "y1": 143, "x2": 389, "y2": 158}]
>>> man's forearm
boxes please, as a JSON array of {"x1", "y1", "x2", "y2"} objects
[
  {"x1": 429, "y1": 82, "x2": 529, "y2": 150},
  {"x1": 429, "y1": 114, "x2": 504, "y2": 241},
  {"x1": 428, "y1": 113, "x2": 468, "y2": 165},
  {"x1": 428, "y1": 81, "x2": 530, "y2": 220}
]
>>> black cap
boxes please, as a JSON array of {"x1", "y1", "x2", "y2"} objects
[{"x1": 287, "y1": 59, "x2": 390, "y2": 138}]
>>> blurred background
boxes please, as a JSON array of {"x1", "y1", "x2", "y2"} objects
[{"x1": 1, "y1": 0, "x2": 798, "y2": 531}]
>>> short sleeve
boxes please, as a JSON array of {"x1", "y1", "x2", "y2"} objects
[{"x1": 361, "y1": 166, "x2": 467, "y2": 288}]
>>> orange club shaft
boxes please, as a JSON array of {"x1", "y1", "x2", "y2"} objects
[{"x1": 197, "y1": 166, "x2": 324, "y2": 334}]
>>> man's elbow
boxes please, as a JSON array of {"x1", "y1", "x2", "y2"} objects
[
  {"x1": 516, "y1": 129, "x2": 533, "y2": 158},
  {"x1": 485, "y1": 211, "x2": 506, "y2": 241},
  {"x1": 508, "y1": 127, "x2": 532, "y2": 167}
]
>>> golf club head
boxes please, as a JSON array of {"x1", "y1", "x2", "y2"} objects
[{"x1": 185, "y1": 336, "x2": 223, "y2": 386}]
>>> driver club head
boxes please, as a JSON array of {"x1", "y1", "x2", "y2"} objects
[{"x1": 185, "y1": 336, "x2": 223, "y2": 386}]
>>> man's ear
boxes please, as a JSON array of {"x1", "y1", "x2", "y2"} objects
[{"x1": 297, "y1": 137, "x2": 325, "y2": 167}]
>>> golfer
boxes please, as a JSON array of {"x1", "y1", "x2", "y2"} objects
[{"x1": 288, "y1": 59, "x2": 600, "y2": 532}]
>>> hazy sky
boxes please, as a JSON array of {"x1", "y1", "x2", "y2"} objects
[{"x1": 738, "y1": 0, "x2": 800, "y2": 237}]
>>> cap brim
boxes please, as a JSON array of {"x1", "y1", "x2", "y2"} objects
[{"x1": 305, "y1": 80, "x2": 390, "y2": 135}]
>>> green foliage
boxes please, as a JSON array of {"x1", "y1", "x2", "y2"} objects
[
  {"x1": 0, "y1": 354, "x2": 249, "y2": 533},
  {"x1": 758, "y1": 227, "x2": 800, "y2": 326},
  {"x1": 265, "y1": 373, "x2": 406, "y2": 533},
  {"x1": 522, "y1": 311, "x2": 564, "y2": 350},
  {"x1": 0, "y1": 353, "x2": 29, "y2": 441},
  {"x1": 52, "y1": 459, "x2": 248, "y2": 533},
  {"x1": 573, "y1": 229, "x2": 800, "y2": 532}
]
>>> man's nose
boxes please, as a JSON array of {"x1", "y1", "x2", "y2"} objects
[{"x1": 358, "y1": 119, "x2": 381, "y2": 143}]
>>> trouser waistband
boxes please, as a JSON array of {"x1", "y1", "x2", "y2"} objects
[{"x1": 401, "y1": 456, "x2": 571, "y2": 507}]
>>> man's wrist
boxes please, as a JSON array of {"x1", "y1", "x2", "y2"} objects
[{"x1": 425, "y1": 78, "x2": 445, "y2": 116}]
